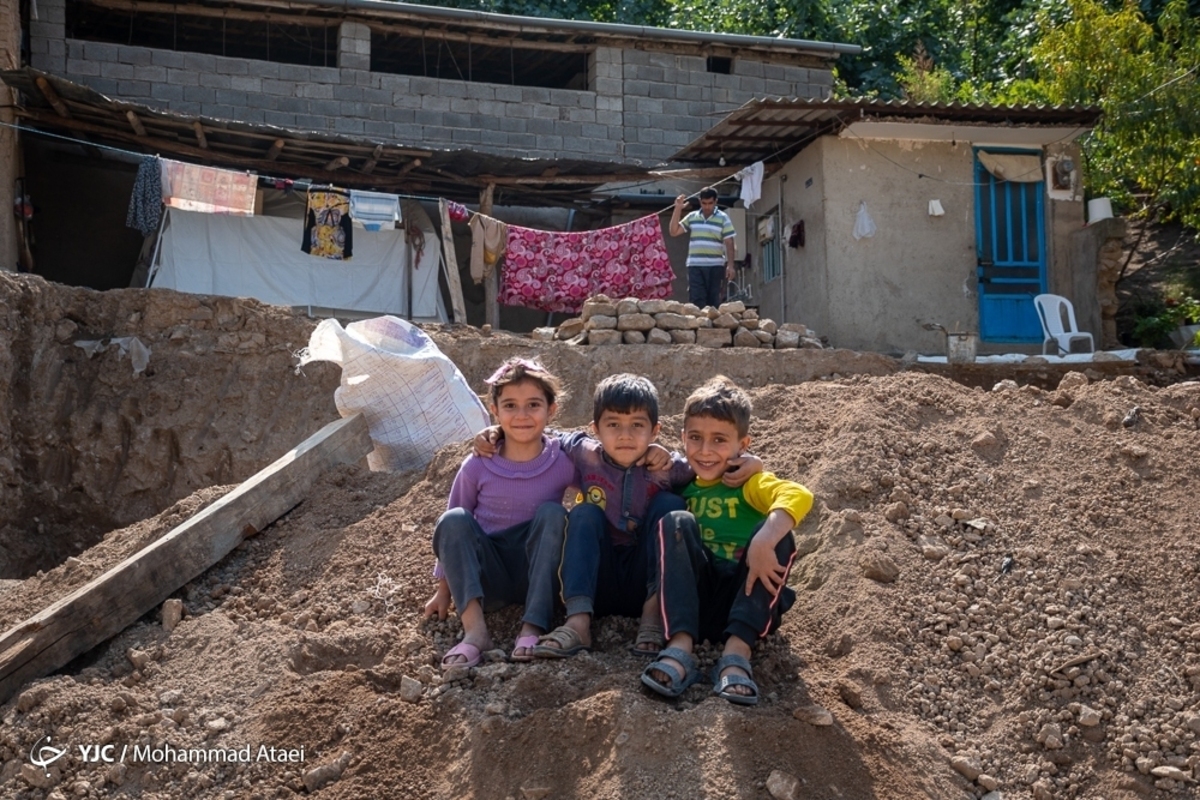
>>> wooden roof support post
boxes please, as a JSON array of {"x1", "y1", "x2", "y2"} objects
[
  {"x1": 480, "y1": 182, "x2": 499, "y2": 330},
  {"x1": 361, "y1": 144, "x2": 382, "y2": 175},
  {"x1": 439, "y1": 199, "x2": 468, "y2": 325},
  {"x1": 34, "y1": 76, "x2": 71, "y2": 119},
  {"x1": 323, "y1": 155, "x2": 350, "y2": 172},
  {"x1": 0, "y1": 413, "x2": 373, "y2": 706},
  {"x1": 193, "y1": 121, "x2": 208, "y2": 149},
  {"x1": 265, "y1": 138, "x2": 285, "y2": 161}
]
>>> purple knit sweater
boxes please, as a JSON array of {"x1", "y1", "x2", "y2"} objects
[{"x1": 446, "y1": 435, "x2": 578, "y2": 533}]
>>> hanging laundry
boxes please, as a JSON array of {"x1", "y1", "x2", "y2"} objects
[
  {"x1": 126, "y1": 156, "x2": 163, "y2": 236},
  {"x1": 159, "y1": 158, "x2": 256, "y2": 216},
  {"x1": 301, "y1": 187, "x2": 354, "y2": 260},
  {"x1": 349, "y1": 189, "x2": 401, "y2": 231},
  {"x1": 499, "y1": 214, "x2": 674, "y2": 314},
  {"x1": 736, "y1": 161, "x2": 764, "y2": 209},
  {"x1": 445, "y1": 201, "x2": 470, "y2": 222},
  {"x1": 468, "y1": 213, "x2": 509, "y2": 284}
]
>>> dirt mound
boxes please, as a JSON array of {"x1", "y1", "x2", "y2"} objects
[{"x1": 3, "y1": 356, "x2": 1200, "y2": 798}]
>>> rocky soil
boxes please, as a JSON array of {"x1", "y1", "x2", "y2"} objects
[{"x1": 2, "y1": 273, "x2": 1200, "y2": 800}]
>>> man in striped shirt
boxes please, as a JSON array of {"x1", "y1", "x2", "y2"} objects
[{"x1": 670, "y1": 188, "x2": 736, "y2": 309}]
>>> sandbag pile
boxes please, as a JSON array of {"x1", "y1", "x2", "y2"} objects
[{"x1": 532, "y1": 295, "x2": 823, "y2": 349}]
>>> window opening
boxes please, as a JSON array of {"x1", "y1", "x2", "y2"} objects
[{"x1": 707, "y1": 56, "x2": 732, "y2": 74}]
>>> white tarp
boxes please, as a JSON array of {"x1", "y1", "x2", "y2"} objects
[
  {"x1": 298, "y1": 316, "x2": 489, "y2": 472},
  {"x1": 151, "y1": 204, "x2": 445, "y2": 320}
]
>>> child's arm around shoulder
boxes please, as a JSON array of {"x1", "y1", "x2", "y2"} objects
[{"x1": 742, "y1": 471, "x2": 814, "y2": 527}]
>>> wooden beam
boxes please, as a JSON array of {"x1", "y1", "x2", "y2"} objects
[
  {"x1": 125, "y1": 110, "x2": 147, "y2": 137},
  {"x1": 265, "y1": 138, "x2": 285, "y2": 161},
  {"x1": 480, "y1": 183, "x2": 499, "y2": 330},
  {"x1": 34, "y1": 76, "x2": 71, "y2": 119},
  {"x1": 0, "y1": 413, "x2": 372, "y2": 706},
  {"x1": 361, "y1": 144, "x2": 383, "y2": 175},
  {"x1": 193, "y1": 121, "x2": 208, "y2": 149},
  {"x1": 395, "y1": 157, "x2": 421, "y2": 177},
  {"x1": 323, "y1": 155, "x2": 350, "y2": 171}
]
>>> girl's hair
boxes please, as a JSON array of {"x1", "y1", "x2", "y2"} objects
[{"x1": 484, "y1": 357, "x2": 565, "y2": 408}]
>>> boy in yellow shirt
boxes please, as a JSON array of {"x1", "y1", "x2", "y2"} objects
[{"x1": 642, "y1": 376, "x2": 813, "y2": 705}]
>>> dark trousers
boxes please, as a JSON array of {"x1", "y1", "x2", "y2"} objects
[
  {"x1": 432, "y1": 503, "x2": 566, "y2": 632},
  {"x1": 653, "y1": 510, "x2": 797, "y2": 646},
  {"x1": 560, "y1": 491, "x2": 686, "y2": 619},
  {"x1": 687, "y1": 265, "x2": 725, "y2": 309}
]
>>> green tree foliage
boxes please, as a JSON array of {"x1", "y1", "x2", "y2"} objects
[{"x1": 1022, "y1": 0, "x2": 1200, "y2": 228}]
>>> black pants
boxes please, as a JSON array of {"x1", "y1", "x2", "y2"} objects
[
  {"x1": 652, "y1": 509, "x2": 796, "y2": 646},
  {"x1": 687, "y1": 265, "x2": 725, "y2": 309}
]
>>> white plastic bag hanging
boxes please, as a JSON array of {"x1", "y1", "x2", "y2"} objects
[
  {"x1": 852, "y1": 201, "x2": 877, "y2": 240},
  {"x1": 298, "y1": 316, "x2": 489, "y2": 472}
]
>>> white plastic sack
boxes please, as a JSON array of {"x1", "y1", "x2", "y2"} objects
[
  {"x1": 298, "y1": 316, "x2": 489, "y2": 472},
  {"x1": 853, "y1": 201, "x2": 877, "y2": 240}
]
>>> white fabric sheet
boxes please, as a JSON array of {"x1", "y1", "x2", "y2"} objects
[{"x1": 153, "y1": 208, "x2": 425, "y2": 316}]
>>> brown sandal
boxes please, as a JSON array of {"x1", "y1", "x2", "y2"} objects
[
  {"x1": 531, "y1": 625, "x2": 591, "y2": 659},
  {"x1": 629, "y1": 619, "x2": 665, "y2": 657}
]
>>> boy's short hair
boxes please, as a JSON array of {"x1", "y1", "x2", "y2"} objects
[
  {"x1": 698, "y1": 187, "x2": 719, "y2": 201},
  {"x1": 683, "y1": 375, "x2": 752, "y2": 437},
  {"x1": 593, "y1": 374, "x2": 659, "y2": 425}
]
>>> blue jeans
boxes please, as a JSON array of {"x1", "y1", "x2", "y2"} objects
[
  {"x1": 432, "y1": 503, "x2": 566, "y2": 632},
  {"x1": 688, "y1": 265, "x2": 725, "y2": 309},
  {"x1": 652, "y1": 509, "x2": 797, "y2": 645},
  {"x1": 560, "y1": 491, "x2": 686, "y2": 619}
]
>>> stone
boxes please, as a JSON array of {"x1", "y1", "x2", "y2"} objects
[
  {"x1": 646, "y1": 328, "x2": 672, "y2": 345},
  {"x1": 162, "y1": 599, "x2": 184, "y2": 632},
  {"x1": 127, "y1": 649, "x2": 151, "y2": 670},
  {"x1": 530, "y1": 327, "x2": 556, "y2": 342},
  {"x1": 617, "y1": 313, "x2": 656, "y2": 332},
  {"x1": 16, "y1": 688, "x2": 47, "y2": 712},
  {"x1": 580, "y1": 300, "x2": 617, "y2": 321},
  {"x1": 584, "y1": 314, "x2": 617, "y2": 330},
  {"x1": 696, "y1": 328, "x2": 731, "y2": 349},
  {"x1": 587, "y1": 330, "x2": 623, "y2": 346},
  {"x1": 718, "y1": 300, "x2": 746, "y2": 315},
  {"x1": 1032, "y1": 781, "x2": 1053, "y2": 800},
  {"x1": 622, "y1": 330, "x2": 646, "y2": 345},
  {"x1": 884, "y1": 501, "x2": 909, "y2": 522},
  {"x1": 20, "y1": 764, "x2": 60, "y2": 790},
  {"x1": 793, "y1": 704, "x2": 833, "y2": 726},
  {"x1": 1058, "y1": 371, "x2": 1089, "y2": 392},
  {"x1": 860, "y1": 552, "x2": 900, "y2": 583},
  {"x1": 520, "y1": 787, "x2": 553, "y2": 800},
  {"x1": 752, "y1": 329, "x2": 774, "y2": 344},
  {"x1": 638, "y1": 299, "x2": 668, "y2": 314},
  {"x1": 1077, "y1": 705, "x2": 1101, "y2": 726},
  {"x1": 399, "y1": 676, "x2": 423, "y2": 703},
  {"x1": 1093, "y1": 350, "x2": 1124, "y2": 362},
  {"x1": 1186, "y1": 715, "x2": 1200, "y2": 734},
  {"x1": 766, "y1": 770, "x2": 801, "y2": 800},
  {"x1": 775, "y1": 330, "x2": 801, "y2": 349},
  {"x1": 1037, "y1": 723, "x2": 1063, "y2": 749},
  {"x1": 615, "y1": 297, "x2": 640, "y2": 315},
  {"x1": 556, "y1": 318, "x2": 585, "y2": 339},
  {"x1": 653, "y1": 312, "x2": 691, "y2": 330},
  {"x1": 713, "y1": 312, "x2": 740, "y2": 329},
  {"x1": 950, "y1": 756, "x2": 982, "y2": 781},
  {"x1": 778, "y1": 322, "x2": 808, "y2": 334},
  {"x1": 742, "y1": 308, "x2": 759, "y2": 320},
  {"x1": 680, "y1": 302, "x2": 700, "y2": 315},
  {"x1": 759, "y1": 318, "x2": 778, "y2": 334},
  {"x1": 972, "y1": 431, "x2": 998, "y2": 449},
  {"x1": 1150, "y1": 766, "x2": 1191, "y2": 781},
  {"x1": 741, "y1": 317, "x2": 760, "y2": 330},
  {"x1": 303, "y1": 752, "x2": 352, "y2": 793},
  {"x1": 800, "y1": 336, "x2": 824, "y2": 349},
  {"x1": 837, "y1": 682, "x2": 863, "y2": 710},
  {"x1": 977, "y1": 775, "x2": 999, "y2": 791},
  {"x1": 733, "y1": 328, "x2": 761, "y2": 348},
  {"x1": 668, "y1": 330, "x2": 696, "y2": 344}
]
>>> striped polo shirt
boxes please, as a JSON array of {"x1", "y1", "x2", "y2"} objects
[{"x1": 680, "y1": 207, "x2": 736, "y2": 268}]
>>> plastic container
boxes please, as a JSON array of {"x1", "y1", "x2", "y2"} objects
[
  {"x1": 946, "y1": 332, "x2": 977, "y2": 364},
  {"x1": 1087, "y1": 197, "x2": 1113, "y2": 224}
]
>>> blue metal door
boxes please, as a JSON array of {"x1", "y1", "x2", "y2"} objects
[{"x1": 974, "y1": 150, "x2": 1046, "y2": 341}]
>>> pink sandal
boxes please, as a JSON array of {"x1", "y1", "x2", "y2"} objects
[
  {"x1": 441, "y1": 642, "x2": 482, "y2": 670},
  {"x1": 509, "y1": 634, "x2": 541, "y2": 663}
]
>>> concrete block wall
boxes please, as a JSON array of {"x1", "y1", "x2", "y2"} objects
[{"x1": 30, "y1": 0, "x2": 834, "y2": 164}]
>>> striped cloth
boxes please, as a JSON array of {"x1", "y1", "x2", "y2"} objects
[{"x1": 680, "y1": 207, "x2": 735, "y2": 267}]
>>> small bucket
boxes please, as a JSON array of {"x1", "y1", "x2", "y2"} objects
[
  {"x1": 946, "y1": 332, "x2": 977, "y2": 364},
  {"x1": 1087, "y1": 197, "x2": 1113, "y2": 224}
]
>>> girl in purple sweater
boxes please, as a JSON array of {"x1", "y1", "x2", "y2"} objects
[{"x1": 424, "y1": 358, "x2": 578, "y2": 669}]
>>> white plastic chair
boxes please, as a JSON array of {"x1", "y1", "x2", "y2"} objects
[{"x1": 1034, "y1": 294, "x2": 1095, "y2": 355}]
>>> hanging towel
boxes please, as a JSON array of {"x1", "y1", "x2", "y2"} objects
[
  {"x1": 126, "y1": 156, "x2": 163, "y2": 236},
  {"x1": 302, "y1": 187, "x2": 353, "y2": 260},
  {"x1": 469, "y1": 213, "x2": 509, "y2": 284},
  {"x1": 736, "y1": 161, "x2": 764, "y2": 209},
  {"x1": 159, "y1": 158, "x2": 256, "y2": 216},
  {"x1": 349, "y1": 189, "x2": 401, "y2": 231},
  {"x1": 499, "y1": 215, "x2": 674, "y2": 313}
]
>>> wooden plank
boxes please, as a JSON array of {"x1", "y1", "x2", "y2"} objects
[
  {"x1": 193, "y1": 121, "x2": 208, "y2": 149},
  {"x1": 323, "y1": 155, "x2": 350, "y2": 171},
  {"x1": 480, "y1": 183, "x2": 499, "y2": 330},
  {"x1": 34, "y1": 76, "x2": 72, "y2": 119},
  {"x1": 125, "y1": 110, "x2": 147, "y2": 137},
  {"x1": 361, "y1": 144, "x2": 383, "y2": 175},
  {"x1": 0, "y1": 413, "x2": 372, "y2": 706},
  {"x1": 438, "y1": 198, "x2": 468, "y2": 325}
]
